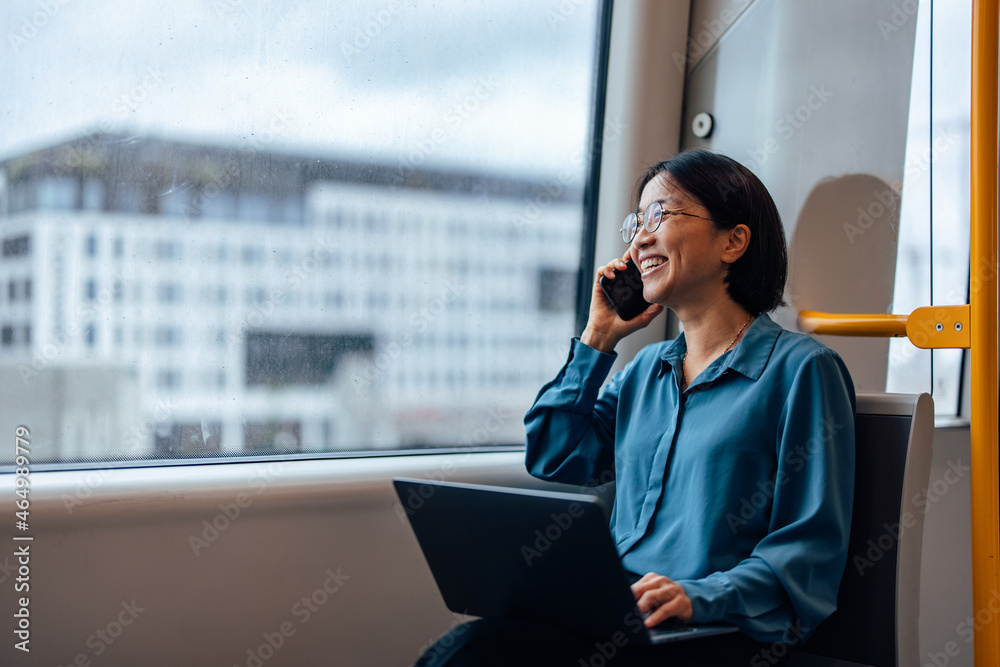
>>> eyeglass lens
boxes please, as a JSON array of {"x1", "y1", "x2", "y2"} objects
[{"x1": 622, "y1": 201, "x2": 665, "y2": 243}]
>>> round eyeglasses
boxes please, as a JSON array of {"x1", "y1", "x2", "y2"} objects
[{"x1": 620, "y1": 200, "x2": 717, "y2": 243}]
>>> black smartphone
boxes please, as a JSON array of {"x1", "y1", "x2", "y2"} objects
[{"x1": 598, "y1": 259, "x2": 651, "y2": 321}]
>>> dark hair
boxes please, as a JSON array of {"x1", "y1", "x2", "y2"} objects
[{"x1": 633, "y1": 149, "x2": 788, "y2": 314}]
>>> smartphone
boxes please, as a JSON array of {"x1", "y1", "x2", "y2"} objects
[{"x1": 598, "y1": 259, "x2": 651, "y2": 321}]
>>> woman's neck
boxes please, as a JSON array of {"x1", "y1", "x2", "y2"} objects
[{"x1": 678, "y1": 302, "x2": 755, "y2": 363}]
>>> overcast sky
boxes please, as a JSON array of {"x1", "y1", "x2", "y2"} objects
[{"x1": 0, "y1": 0, "x2": 599, "y2": 180}]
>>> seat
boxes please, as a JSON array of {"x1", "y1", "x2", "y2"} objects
[{"x1": 790, "y1": 392, "x2": 934, "y2": 667}]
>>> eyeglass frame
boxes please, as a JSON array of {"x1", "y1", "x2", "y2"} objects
[{"x1": 620, "y1": 200, "x2": 719, "y2": 244}]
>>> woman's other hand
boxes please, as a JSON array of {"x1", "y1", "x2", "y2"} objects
[
  {"x1": 580, "y1": 250, "x2": 663, "y2": 353},
  {"x1": 631, "y1": 572, "x2": 693, "y2": 627}
]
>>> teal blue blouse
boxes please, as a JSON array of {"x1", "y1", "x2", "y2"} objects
[{"x1": 524, "y1": 314, "x2": 856, "y2": 643}]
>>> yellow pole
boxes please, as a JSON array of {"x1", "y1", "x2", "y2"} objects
[{"x1": 970, "y1": 0, "x2": 999, "y2": 664}]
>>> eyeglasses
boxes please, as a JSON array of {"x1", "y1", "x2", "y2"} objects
[{"x1": 620, "y1": 200, "x2": 716, "y2": 243}]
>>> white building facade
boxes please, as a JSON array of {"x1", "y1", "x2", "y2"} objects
[{"x1": 0, "y1": 134, "x2": 584, "y2": 461}]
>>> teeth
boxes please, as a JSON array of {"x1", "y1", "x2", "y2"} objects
[{"x1": 641, "y1": 258, "x2": 665, "y2": 272}]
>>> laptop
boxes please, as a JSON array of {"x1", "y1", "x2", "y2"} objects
[{"x1": 393, "y1": 477, "x2": 739, "y2": 645}]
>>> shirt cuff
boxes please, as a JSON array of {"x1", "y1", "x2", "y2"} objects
[
  {"x1": 677, "y1": 572, "x2": 734, "y2": 623},
  {"x1": 565, "y1": 337, "x2": 618, "y2": 395}
]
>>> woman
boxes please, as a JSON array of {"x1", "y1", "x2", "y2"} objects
[{"x1": 416, "y1": 150, "x2": 855, "y2": 666}]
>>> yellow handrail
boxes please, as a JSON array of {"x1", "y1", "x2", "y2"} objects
[
  {"x1": 799, "y1": 305, "x2": 971, "y2": 349},
  {"x1": 797, "y1": 311, "x2": 908, "y2": 337},
  {"x1": 969, "y1": 1, "x2": 998, "y2": 665}
]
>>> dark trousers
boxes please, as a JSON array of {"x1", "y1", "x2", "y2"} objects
[{"x1": 414, "y1": 618, "x2": 791, "y2": 667}]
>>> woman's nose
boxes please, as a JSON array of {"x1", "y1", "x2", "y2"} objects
[{"x1": 632, "y1": 224, "x2": 654, "y2": 246}]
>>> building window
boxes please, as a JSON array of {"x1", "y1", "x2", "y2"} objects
[
  {"x1": 156, "y1": 369, "x2": 180, "y2": 390},
  {"x1": 155, "y1": 240, "x2": 180, "y2": 260},
  {"x1": 85, "y1": 234, "x2": 98, "y2": 257},
  {"x1": 1, "y1": 235, "x2": 30, "y2": 257},
  {"x1": 154, "y1": 326, "x2": 180, "y2": 347},
  {"x1": 1, "y1": 325, "x2": 13, "y2": 346},
  {"x1": 83, "y1": 179, "x2": 104, "y2": 210},
  {"x1": 157, "y1": 283, "x2": 181, "y2": 304},
  {"x1": 38, "y1": 176, "x2": 77, "y2": 210}
]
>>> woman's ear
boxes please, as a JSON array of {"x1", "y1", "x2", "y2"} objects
[{"x1": 721, "y1": 224, "x2": 751, "y2": 263}]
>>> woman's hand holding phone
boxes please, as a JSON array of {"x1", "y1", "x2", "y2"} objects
[{"x1": 581, "y1": 250, "x2": 663, "y2": 353}]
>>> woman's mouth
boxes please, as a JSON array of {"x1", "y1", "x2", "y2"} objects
[{"x1": 640, "y1": 257, "x2": 666, "y2": 275}]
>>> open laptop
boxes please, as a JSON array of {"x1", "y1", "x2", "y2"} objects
[{"x1": 393, "y1": 477, "x2": 739, "y2": 645}]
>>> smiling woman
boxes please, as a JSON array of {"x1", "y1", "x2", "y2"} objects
[
  {"x1": 491, "y1": 150, "x2": 857, "y2": 666},
  {"x1": 0, "y1": 0, "x2": 605, "y2": 464}
]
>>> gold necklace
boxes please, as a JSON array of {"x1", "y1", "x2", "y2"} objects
[{"x1": 680, "y1": 314, "x2": 754, "y2": 388}]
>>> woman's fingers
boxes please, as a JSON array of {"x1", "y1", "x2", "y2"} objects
[
  {"x1": 596, "y1": 256, "x2": 629, "y2": 281},
  {"x1": 630, "y1": 573, "x2": 693, "y2": 626},
  {"x1": 642, "y1": 594, "x2": 688, "y2": 627}
]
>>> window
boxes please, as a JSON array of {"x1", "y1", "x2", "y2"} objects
[
  {"x1": 38, "y1": 176, "x2": 76, "y2": 209},
  {"x1": 886, "y1": 0, "x2": 973, "y2": 420},
  {"x1": 83, "y1": 179, "x2": 104, "y2": 210},
  {"x1": 157, "y1": 283, "x2": 182, "y2": 304},
  {"x1": 154, "y1": 326, "x2": 180, "y2": 347},
  {"x1": 0, "y1": 0, "x2": 606, "y2": 463},
  {"x1": 2, "y1": 235, "x2": 30, "y2": 257}
]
